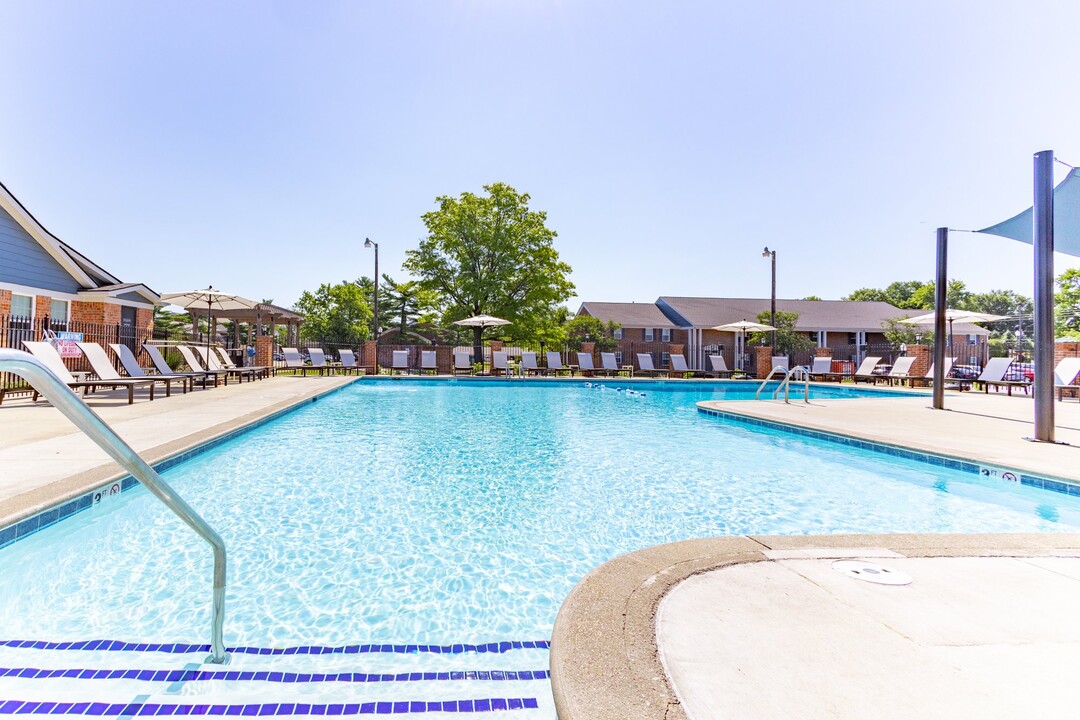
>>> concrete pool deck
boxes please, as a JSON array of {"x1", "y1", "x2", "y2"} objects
[{"x1": 0, "y1": 374, "x2": 358, "y2": 527}]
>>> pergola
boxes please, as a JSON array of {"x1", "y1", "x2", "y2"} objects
[{"x1": 186, "y1": 302, "x2": 304, "y2": 348}]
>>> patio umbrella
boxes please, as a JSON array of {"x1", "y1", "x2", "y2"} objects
[
  {"x1": 711, "y1": 320, "x2": 776, "y2": 370},
  {"x1": 453, "y1": 314, "x2": 511, "y2": 366},
  {"x1": 161, "y1": 287, "x2": 259, "y2": 361},
  {"x1": 901, "y1": 310, "x2": 1008, "y2": 347}
]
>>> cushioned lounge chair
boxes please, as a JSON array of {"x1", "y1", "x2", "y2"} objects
[
  {"x1": 195, "y1": 346, "x2": 259, "y2": 383},
  {"x1": 1055, "y1": 357, "x2": 1080, "y2": 400},
  {"x1": 77, "y1": 341, "x2": 185, "y2": 397},
  {"x1": 635, "y1": 353, "x2": 663, "y2": 377},
  {"x1": 453, "y1": 351, "x2": 473, "y2": 375},
  {"x1": 214, "y1": 346, "x2": 273, "y2": 378},
  {"x1": 11, "y1": 341, "x2": 155, "y2": 405},
  {"x1": 668, "y1": 354, "x2": 704, "y2": 378},
  {"x1": 852, "y1": 356, "x2": 883, "y2": 384},
  {"x1": 419, "y1": 350, "x2": 437, "y2": 375},
  {"x1": 546, "y1": 352, "x2": 573, "y2": 376},
  {"x1": 808, "y1": 357, "x2": 845, "y2": 383},
  {"x1": 391, "y1": 350, "x2": 411, "y2": 375},
  {"x1": 520, "y1": 352, "x2": 544, "y2": 376},
  {"x1": 144, "y1": 344, "x2": 217, "y2": 387}
]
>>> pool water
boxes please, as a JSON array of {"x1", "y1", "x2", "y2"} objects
[{"x1": 1, "y1": 379, "x2": 1077, "y2": 649}]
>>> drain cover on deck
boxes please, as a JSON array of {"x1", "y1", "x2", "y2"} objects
[{"x1": 832, "y1": 560, "x2": 912, "y2": 585}]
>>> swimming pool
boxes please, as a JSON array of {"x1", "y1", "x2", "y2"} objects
[{"x1": 1, "y1": 378, "x2": 1078, "y2": 716}]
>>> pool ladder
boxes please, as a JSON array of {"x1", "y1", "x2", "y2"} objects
[
  {"x1": 0, "y1": 349, "x2": 229, "y2": 664},
  {"x1": 755, "y1": 365, "x2": 811, "y2": 404}
]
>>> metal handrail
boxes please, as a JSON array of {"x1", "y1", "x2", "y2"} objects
[
  {"x1": 754, "y1": 365, "x2": 787, "y2": 399},
  {"x1": 775, "y1": 365, "x2": 811, "y2": 404},
  {"x1": 0, "y1": 349, "x2": 228, "y2": 664}
]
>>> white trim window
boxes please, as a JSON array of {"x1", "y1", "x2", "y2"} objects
[
  {"x1": 661, "y1": 328, "x2": 671, "y2": 342},
  {"x1": 50, "y1": 298, "x2": 69, "y2": 324},
  {"x1": 613, "y1": 328, "x2": 623, "y2": 340},
  {"x1": 10, "y1": 294, "x2": 32, "y2": 319},
  {"x1": 644, "y1": 328, "x2": 654, "y2": 341}
]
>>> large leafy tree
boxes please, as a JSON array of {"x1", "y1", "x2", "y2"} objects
[
  {"x1": 380, "y1": 274, "x2": 441, "y2": 339},
  {"x1": 404, "y1": 182, "x2": 574, "y2": 359},
  {"x1": 748, "y1": 310, "x2": 813, "y2": 355},
  {"x1": 563, "y1": 315, "x2": 621, "y2": 352},
  {"x1": 293, "y1": 281, "x2": 373, "y2": 342}
]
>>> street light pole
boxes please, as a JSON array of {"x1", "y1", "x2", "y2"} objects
[
  {"x1": 364, "y1": 237, "x2": 379, "y2": 372},
  {"x1": 762, "y1": 247, "x2": 776, "y2": 349}
]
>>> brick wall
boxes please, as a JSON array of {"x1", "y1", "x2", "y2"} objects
[
  {"x1": 907, "y1": 344, "x2": 931, "y2": 378},
  {"x1": 0, "y1": 290, "x2": 9, "y2": 317},
  {"x1": 755, "y1": 346, "x2": 773, "y2": 378}
]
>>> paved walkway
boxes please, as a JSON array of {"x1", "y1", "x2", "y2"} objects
[
  {"x1": 0, "y1": 375, "x2": 357, "y2": 526},
  {"x1": 700, "y1": 389, "x2": 1080, "y2": 481}
]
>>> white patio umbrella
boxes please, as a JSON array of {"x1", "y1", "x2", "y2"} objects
[
  {"x1": 453, "y1": 314, "x2": 511, "y2": 365},
  {"x1": 711, "y1": 320, "x2": 776, "y2": 370},
  {"x1": 901, "y1": 310, "x2": 1008, "y2": 347},
  {"x1": 161, "y1": 286, "x2": 259, "y2": 360}
]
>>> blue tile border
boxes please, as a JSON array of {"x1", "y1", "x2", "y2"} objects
[
  {"x1": 0, "y1": 639, "x2": 551, "y2": 655},
  {"x1": 697, "y1": 406, "x2": 1080, "y2": 497},
  {"x1": 0, "y1": 697, "x2": 540, "y2": 715},
  {"x1": 0, "y1": 666, "x2": 550, "y2": 684},
  {"x1": 0, "y1": 383, "x2": 354, "y2": 552}
]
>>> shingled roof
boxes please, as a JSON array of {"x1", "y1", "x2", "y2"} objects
[{"x1": 577, "y1": 301, "x2": 678, "y2": 328}]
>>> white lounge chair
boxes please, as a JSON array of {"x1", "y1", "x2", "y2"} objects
[
  {"x1": 972, "y1": 357, "x2": 1028, "y2": 395},
  {"x1": 195, "y1": 346, "x2": 259, "y2": 382},
  {"x1": 881, "y1": 356, "x2": 917, "y2": 385},
  {"x1": 600, "y1": 352, "x2": 628, "y2": 377},
  {"x1": 808, "y1": 357, "x2": 844, "y2": 382},
  {"x1": 1055, "y1": 357, "x2": 1080, "y2": 400},
  {"x1": 420, "y1": 350, "x2": 438, "y2": 375},
  {"x1": 908, "y1": 358, "x2": 955, "y2": 388},
  {"x1": 546, "y1": 352, "x2": 572, "y2": 376},
  {"x1": 279, "y1": 347, "x2": 322, "y2": 377},
  {"x1": 668, "y1": 354, "x2": 703, "y2": 378},
  {"x1": 635, "y1": 353, "x2": 663, "y2": 377},
  {"x1": 852, "y1": 356, "x2": 883, "y2": 384},
  {"x1": 176, "y1": 345, "x2": 239, "y2": 385},
  {"x1": 492, "y1": 350, "x2": 509, "y2": 376},
  {"x1": 108, "y1": 343, "x2": 199, "y2": 395},
  {"x1": 705, "y1": 354, "x2": 736, "y2": 379},
  {"x1": 333, "y1": 349, "x2": 366, "y2": 375},
  {"x1": 520, "y1": 352, "x2": 543, "y2": 376},
  {"x1": 577, "y1": 352, "x2": 600, "y2": 376},
  {"x1": 10, "y1": 341, "x2": 155, "y2": 405},
  {"x1": 391, "y1": 350, "x2": 411, "y2": 375},
  {"x1": 453, "y1": 351, "x2": 473, "y2": 375},
  {"x1": 215, "y1": 346, "x2": 272, "y2": 378},
  {"x1": 144, "y1": 344, "x2": 217, "y2": 387},
  {"x1": 771, "y1": 356, "x2": 789, "y2": 373},
  {"x1": 78, "y1": 341, "x2": 186, "y2": 397}
]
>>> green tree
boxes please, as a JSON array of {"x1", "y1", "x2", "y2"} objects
[
  {"x1": 153, "y1": 307, "x2": 188, "y2": 339},
  {"x1": 563, "y1": 315, "x2": 621, "y2": 352},
  {"x1": 293, "y1": 281, "x2": 373, "y2": 341},
  {"x1": 404, "y1": 182, "x2": 575, "y2": 359},
  {"x1": 380, "y1": 274, "x2": 441, "y2": 339},
  {"x1": 748, "y1": 310, "x2": 813, "y2": 355},
  {"x1": 354, "y1": 276, "x2": 395, "y2": 340},
  {"x1": 1056, "y1": 268, "x2": 1080, "y2": 336},
  {"x1": 881, "y1": 317, "x2": 932, "y2": 347},
  {"x1": 802, "y1": 295, "x2": 823, "y2": 301}
]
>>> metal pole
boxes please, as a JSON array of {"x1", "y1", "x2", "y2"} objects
[
  {"x1": 770, "y1": 250, "x2": 777, "y2": 349},
  {"x1": 365, "y1": 238, "x2": 380, "y2": 372},
  {"x1": 1033, "y1": 150, "x2": 1055, "y2": 442},
  {"x1": 932, "y1": 228, "x2": 948, "y2": 409}
]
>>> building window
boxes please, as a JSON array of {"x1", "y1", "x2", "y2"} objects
[
  {"x1": 661, "y1": 328, "x2": 671, "y2": 342},
  {"x1": 50, "y1": 299, "x2": 69, "y2": 324},
  {"x1": 10, "y1": 294, "x2": 32, "y2": 319},
  {"x1": 644, "y1": 328, "x2": 654, "y2": 341},
  {"x1": 613, "y1": 328, "x2": 623, "y2": 340}
]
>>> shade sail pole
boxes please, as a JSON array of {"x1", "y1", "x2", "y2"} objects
[
  {"x1": 1033, "y1": 150, "x2": 1055, "y2": 442},
  {"x1": 932, "y1": 228, "x2": 948, "y2": 409}
]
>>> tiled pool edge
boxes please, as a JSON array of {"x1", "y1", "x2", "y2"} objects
[
  {"x1": 697, "y1": 405, "x2": 1080, "y2": 497},
  {"x1": 0, "y1": 379, "x2": 359, "y2": 551}
]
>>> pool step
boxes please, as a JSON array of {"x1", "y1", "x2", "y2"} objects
[{"x1": 0, "y1": 640, "x2": 553, "y2": 717}]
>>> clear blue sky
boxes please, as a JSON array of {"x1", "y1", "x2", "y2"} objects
[{"x1": 3, "y1": 1, "x2": 1080, "y2": 310}]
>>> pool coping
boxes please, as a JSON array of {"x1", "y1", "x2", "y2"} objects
[
  {"x1": 548, "y1": 531, "x2": 1080, "y2": 720},
  {"x1": 696, "y1": 403, "x2": 1080, "y2": 495},
  {"x1": 0, "y1": 377, "x2": 360, "y2": 548}
]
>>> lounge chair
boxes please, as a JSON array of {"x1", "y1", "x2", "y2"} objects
[
  {"x1": 972, "y1": 357, "x2": 1029, "y2": 395},
  {"x1": 1055, "y1": 357, "x2": 1080, "y2": 400},
  {"x1": 771, "y1": 356, "x2": 789, "y2": 373},
  {"x1": 520, "y1": 352, "x2": 544, "y2": 376},
  {"x1": 111, "y1": 342, "x2": 202, "y2": 392},
  {"x1": 215, "y1": 346, "x2": 273, "y2": 379},
  {"x1": 175, "y1": 346, "x2": 232, "y2": 384},
  {"x1": 576, "y1": 352, "x2": 600, "y2": 377},
  {"x1": 491, "y1": 351, "x2": 509, "y2": 376},
  {"x1": 546, "y1": 352, "x2": 573, "y2": 376},
  {"x1": 704, "y1": 354, "x2": 736, "y2": 379},
  {"x1": 668, "y1": 353, "x2": 704, "y2": 378},
  {"x1": 419, "y1": 350, "x2": 438, "y2": 375},
  {"x1": 808, "y1": 357, "x2": 845, "y2": 383},
  {"x1": 600, "y1": 352, "x2": 630, "y2": 377},
  {"x1": 306, "y1": 348, "x2": 333, "y2": 375},
  {"x1": 635, "y1": 353, "x2": 663, "y2": 377},
  {"x1": 12, "y1": 341, "x2": 155, "y2": 405},
  {"x1": 337, "y1": 349, "x2": 370, "y2": 375},
  {"x1": 880, "y1": 356, "x2": 917, "y2": 386},
  {"x1": 77, "y1": 341, "x2": 186, "y2": 397},
  {"x1": 907, "y1": 358, "x2": 955, "y2": 388},
  {"x1": 144, "y1": 344, "x2": 218, "y2": 387},
  {"x1": 278, "y1": 347, "x2": 323, "y2": 377},
  {"x1": 453, "y1": 351, "x2": 473, "y2": 375},
  {"x1": 195, "y1": 345, "x2": 259, "y2": 383},
  {"x1": 391, "y1": 350, "x2": 411, "y2": 375},
  {"x1": 852, "y1": 356, "x2": 883, "y2": 384}
]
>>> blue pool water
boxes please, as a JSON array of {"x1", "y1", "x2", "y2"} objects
[{"x1": 1, "y1": 378, "x2": 1078, "y2": 649}]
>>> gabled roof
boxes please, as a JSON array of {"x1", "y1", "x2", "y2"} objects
[
  {"x1": 657, "y1": 296, "x2": 989, "y2": 335},
  {"x1": 78, "y1": 283, "x2": 161, "y2": 305},
  {"x1": 577, "y1": 301, "x2": 678, "y2": 328}
]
